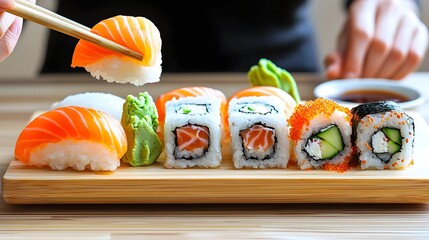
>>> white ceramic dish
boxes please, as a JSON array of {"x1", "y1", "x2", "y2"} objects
[{"x1": 313, "y1": 79, "x2": 425, "y2": 109}]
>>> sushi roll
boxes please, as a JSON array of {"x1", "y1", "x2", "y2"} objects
[
  {"x1": 228, "y1": 96, "x2": 289, "y2": 169},
  {"x1": 14, "y1": 106, "x2": 127, "y2": 171},
  {"x1": 50, "y1": 92, "x2": 125, "y2": 121},
  {"x1": 155, "y1": 86, "x2": 227, "y2": 142},
  {"x1": 164, "y1": 96, "x2": 222, "y2": 168},
  {"x1": 72, "y1": 16, "x2": 162, "y2": 86},
  {"x1": 288, "y1": 98, "x2": 353, "y2": 171},
  {"x1": 351, "y1": 101, "x2": 415, "y2": 170}
]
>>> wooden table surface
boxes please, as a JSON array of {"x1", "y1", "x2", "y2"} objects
[{"x1": 1, "y1": 73, "x2": 428, "y2": 239}]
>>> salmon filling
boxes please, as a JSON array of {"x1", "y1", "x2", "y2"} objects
[
  {"x1": 174, "y1": 124, "x2": 210, "y2": 159},
  {"x1": 240, "y1": 124, "x2": 276, "y2": 160}
]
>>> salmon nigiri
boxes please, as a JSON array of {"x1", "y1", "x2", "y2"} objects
[
  {"x1": 72, "y1": 15, "x2": 162, "y2": 86},
  {"x1": 228, "y1": 86, "x2": 296, "y2": 118},
  {"x1": 15, "y1": 106, "x2": 127, "y2": 171},
  {"x1": 155, "y1": 86, "x2": 227, "y2": 141}
]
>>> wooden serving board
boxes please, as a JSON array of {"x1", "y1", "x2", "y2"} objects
[{"x1": 3, "y1": 111, "x2": 429, "y2": 204}]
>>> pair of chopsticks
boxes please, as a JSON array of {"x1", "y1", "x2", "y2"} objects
[{"x1": 7, "y1": 0, "x2": 143, "y2": 61}]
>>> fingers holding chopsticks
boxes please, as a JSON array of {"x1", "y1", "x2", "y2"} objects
[
  {"x1": 0, "y1": 0, "x2": 19, "y2": 62},
  {"x1": 0, "y1": 0, "x2": 34, "y2": 62},
  {"x1": 0, "y1": 0, "x2": 15, "y2": 10},
  {"x1": 0, "y1": 13, "x2": 22, "y2": 62}
]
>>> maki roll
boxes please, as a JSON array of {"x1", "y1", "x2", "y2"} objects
[
  {"x1": 164, "y1": 96, "x2": 222, "y2": 168},
  {"x1": 288, "y1": 98, "x2": 353, "y2": 171},
  {"x1": 228, "y1": 96, "x2": 289, "y2": 169},
  {"x1": 351, "y1": 101, "x2": 415, "y2": 170}
]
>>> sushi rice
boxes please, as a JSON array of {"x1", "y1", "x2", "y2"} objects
[
  {"x1": 29, "y1": 140, "x2": 120, "y2": 171},
  {"x1": 84, "y1": 55, "x2": 162, "y2": 86}
]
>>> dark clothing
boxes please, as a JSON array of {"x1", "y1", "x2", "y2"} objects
[{"x1": 41, "y1": 0, "x2": 320, "y2": 73}]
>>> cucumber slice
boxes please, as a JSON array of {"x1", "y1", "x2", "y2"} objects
[
  {"x1": 320, "y1": 139, "x2": 340, "y2": 159},
  {"x1": 305, "y1": 137, "x2": 339, "y2": 160},
  {"x1": 316, "y1": 125, "x2": 344, "y2": 151},
  {"x1": 387, "y1": 140, "x2": 401, "y2": 154},
  {"x1": 382, "y1": 127, "x2": 402, "y2": 145}
]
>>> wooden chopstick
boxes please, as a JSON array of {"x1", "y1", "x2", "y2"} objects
[
  {"x1": 7, "y1": 0, "x2": 143, "y2": 61},
  {"x1": 17, "y1": 0, "x2": 91, "y2": 31}
]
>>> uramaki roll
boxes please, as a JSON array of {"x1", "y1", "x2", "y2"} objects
[
  {"x1": 288, "y1": 98, "x2": 353, "y2": 172},
  {"x1": 228, "y1": 96, "x2": 289, "y2": 169},
  {"x1": 351, "y1": 101, "x2": 415, "y2": 170}
]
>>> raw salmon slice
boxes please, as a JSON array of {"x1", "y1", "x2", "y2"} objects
[
  {"x1": 72, "y1": 15, "x2": 161, "y2": 67},
  {"x1": 240, "y1": 124, "x2": 275, "y2": 152},
  {"x1": 176, "y1": 125, "x2": 209, "y2": 152}
]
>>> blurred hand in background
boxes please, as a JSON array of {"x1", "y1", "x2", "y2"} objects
[{"x1": 325, "y1": 0, "x2": 428, "y2": 80}]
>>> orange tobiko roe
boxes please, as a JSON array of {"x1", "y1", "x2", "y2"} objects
[
  {"x1": 323, "y1": 156, "x2": 352, "y2": 173},
  {"x1": 288, "y1": 98, "x2": 352, "y2": 142}
]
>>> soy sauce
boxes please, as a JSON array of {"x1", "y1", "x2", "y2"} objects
[{"x1": 334, "y1": 89, "x2": 409, "y2": 103}]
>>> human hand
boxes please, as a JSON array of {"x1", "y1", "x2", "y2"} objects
[
  {"x1": 325, "y1": 0, "x2": 428, "y2": 80},
  {"x1": 0, "y1": 0, "x2": 23, "y2": 62}
]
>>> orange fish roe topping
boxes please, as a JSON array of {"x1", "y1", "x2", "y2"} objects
[
  {"x1": 288, "y1": 98, "x2": 352, "y2": 141},
  {"x1": 322, "y1": 156, "x2": 351, "y2": 173}
]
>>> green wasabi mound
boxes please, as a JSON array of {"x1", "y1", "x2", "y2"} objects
[
  {"x1": 121, "y1": 92, "x2": 163, "y2": 166},
  {"x1": 248, "y1": 58, "x2": 301, "y2": 103}
]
